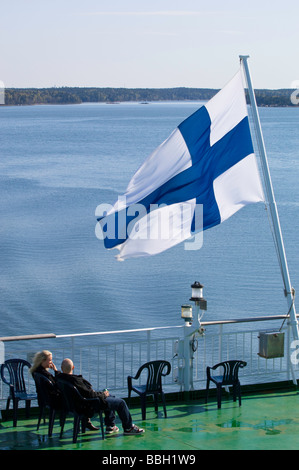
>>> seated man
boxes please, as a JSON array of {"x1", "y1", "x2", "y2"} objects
[{"x1": 57, "y1": 358, "x2": 144, "y2": 435}]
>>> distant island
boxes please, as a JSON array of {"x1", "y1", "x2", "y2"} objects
[{"x1": 2, "y1": 87, "x2": 298, "y2": 107}]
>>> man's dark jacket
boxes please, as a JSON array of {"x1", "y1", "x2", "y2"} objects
[{"x1": 57, "y1": 372, "x2": 108, "y2": 410}]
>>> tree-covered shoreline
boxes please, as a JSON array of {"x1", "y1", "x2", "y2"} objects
[{"x1": 1, "y1": 87, "x2": 298, "y2": 107}]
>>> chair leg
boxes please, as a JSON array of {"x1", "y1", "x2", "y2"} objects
[
  {"x1": 6, "y1": 397, "x2": 10, "y2": 412},
  {"x1": 140, "y1": 396, "x2": 146, "y2": 420},
  {"x1": 232, "y1": 383, "x2": 242, "y2": 406},
  {"x1": 48, "y1": 409, "x2": 56, "y2": 437},
  {"x1": 60, "y1": 413, "x2": 66, "y2": 438},
  {"x1": 25, "y1": 400, "x2": 31, "y2": 418},
  {"x1": 161, "y1": 392, "x2": 167, "y2": 418},
  {"x1": 12, "y1": 399, "x2": 19, "y2": 427},
  {"x1": 99, "y1": 411, "x2": 105, "y2": 440},
  {"x1": 59, "y1": 410, "x2": 66, "y2": 427},
  {"x1": 81, "y1": 417, "x2": 87, "y2": 434},
  {"x1": 73, "y1": 415, "x2": 80, "y2": 443},
  {"x1": 232, "y1": 384, "x2": 237, "y2": 402},
  {"x1": 205, "y1": 379, "x2": 210, "y2": 403},
  {"x1": 128, "y1": 389, "x2": 131, "y2": 409},
  {"x1": 216, "y1": 385, "x2": 222, "y2": 409},
  {"x1": 237, "y1": 382, "x2": 242, "y2": 406},
  {"x1": 37, "y1": 405, "x2": 45, "y2": 431},
  {"x1": 153, "y1": 393, "x2": 159, "y2": 413}
]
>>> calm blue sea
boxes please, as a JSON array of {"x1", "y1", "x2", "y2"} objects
[{"x1": 0, "y1": 102, "x2": 298, "y2": 337}]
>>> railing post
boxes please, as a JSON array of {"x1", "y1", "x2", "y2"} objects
[
  {"x1": 287, "y1": 322, "x2": 297, "y2": 385},
  {"x1": 147, "y1": 330, "x2": 151, "y2": 362},
  {"x1": 183, "y1": 324, "x2": 192, "y2": 392},
  {"x1": 71, "y1": 337, "x2": 75, "y2": 366},
  {"x1": 287, "y1": 322, "x2": 291, "y2": 381},
  {"x1": 219, "y1": 324, "x2": 223, "y2": 363}
]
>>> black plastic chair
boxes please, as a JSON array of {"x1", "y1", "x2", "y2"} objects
[
  {"x1": 57, "y1": 379, "x2": 105, "y2": 443},
  {"x1": 0, "y1": 358, "x2": 37, "y2": 426},
  {"x1": 33, "y1": 372, "x2": 64, "y2": 437},
  {"x1": 127, "y1": 360, "x2": 171, "y2": 420},
  {"x1": 206, "y1": 360, "x2": 247, "y2": 409}
]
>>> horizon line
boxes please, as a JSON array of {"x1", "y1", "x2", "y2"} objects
[{"x1": 3, "y1": 85, "x2": 295, "y2": 91}]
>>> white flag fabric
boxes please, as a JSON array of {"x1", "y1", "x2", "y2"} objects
[{"x1": 97, "y1": 69, "x2": 264, "y2": 260}]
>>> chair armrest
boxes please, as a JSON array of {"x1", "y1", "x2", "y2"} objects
[
  {"x1": 0, "y1": 365, "x2": 11, "y2": 387},
  {"x1": 161, "y1": 363, "x2": 171, "y2": 377},
  {"x1": 85, "y1": 397, "x2": 102, "y2": 405},
  {"x1": 128, "y1": 368, "x2": 143, "y2": 382},
  {"x1": 206, "y1": 365, "x2": 221, "y2": 380},
  {"x1": 127, "y1": 376, "x2": 133, "y2": 391},
  {"x1": 127, "y1": 370, "x2": 143, "y2": 390},
  {"x1": 211, "y1": 363, "x2": 221, "y2": 371},
  {"x1": 1, "y1": 376, "x2": 12, "y2": 387}
]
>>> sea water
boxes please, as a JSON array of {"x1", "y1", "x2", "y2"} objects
[{"x1": 0, "y1": 102, "x2": 298, "y2": 338}]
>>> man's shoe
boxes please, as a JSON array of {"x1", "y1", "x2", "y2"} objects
[
  {"x1": 106, "y1": 425, "x2": 120, "y2": 434},
  {"x1": 124, "y1": 424, "x2": 144, "y2": 435},
  {"x1": 86, "y1": 421, "x2": 99, "y2": 431}
]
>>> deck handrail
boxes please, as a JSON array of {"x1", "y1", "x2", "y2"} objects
[
  {"x1": 0, "y1": 314, "x2": 292, "y2": 342},
  {"x1": 0, "y1": 333, "x2": 56, "y2": 342}
]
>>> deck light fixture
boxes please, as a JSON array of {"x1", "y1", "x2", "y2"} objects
[
  {"x1": 181, "y1": 282, "x2": 207, "y2": 329},
  {"x1": 189, "y1": 281, "x2": 207, "y2": 335},
  {"x1": 181, "y1": 304, "x2": 193, "y2": 324},
  {"x1": 190, "y1": 281, "x2": 207, "y2": 311}
]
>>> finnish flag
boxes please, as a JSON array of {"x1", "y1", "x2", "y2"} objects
[{"x1": 96, "y1": 69, "x2": 264, "y2": 261}]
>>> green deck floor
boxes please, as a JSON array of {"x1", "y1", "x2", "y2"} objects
[{"x1": 1, "y1": 387, "x2": 299, "y2": 451}]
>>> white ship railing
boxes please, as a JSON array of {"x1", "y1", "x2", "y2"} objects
[{"x1": 0, "y1": 315, "x2": 298, "y2": 408}]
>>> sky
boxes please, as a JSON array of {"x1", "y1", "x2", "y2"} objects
[{"x1": 1, "y1": 0, "x2": 298, "y2": 89}]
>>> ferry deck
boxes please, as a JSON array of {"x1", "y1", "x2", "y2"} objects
[{"x1": 1, "y1": 383, "x2": 298, "y2": 451}]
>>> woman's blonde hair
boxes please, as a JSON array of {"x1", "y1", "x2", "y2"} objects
[{"x1": 29, "y1": 350, "x2": 52, "y2": 375}]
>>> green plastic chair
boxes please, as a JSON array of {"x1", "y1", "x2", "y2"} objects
[{"x1": 128, "y1": 360, "x2": 171, "y2": 420}]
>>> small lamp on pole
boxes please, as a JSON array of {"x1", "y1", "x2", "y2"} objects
[
  {"x1": 190, "y1": 281, "x2": 207, "y2": 332},
  {"x1": 181, "y1": 304, "x2": 193, "y2": 326}
]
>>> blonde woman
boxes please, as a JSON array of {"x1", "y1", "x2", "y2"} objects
[{"x1": 30, "y1": 350, "x2": 61, "y2": 407}]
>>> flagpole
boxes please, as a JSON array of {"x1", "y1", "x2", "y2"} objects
[{"x1": 240, "y1": 55, "x2": 299, "y2": 342}]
